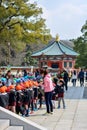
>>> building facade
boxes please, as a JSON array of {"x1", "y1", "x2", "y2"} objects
[{"x1": 32, "y1": 38, "x2": 78, "y2": 70}]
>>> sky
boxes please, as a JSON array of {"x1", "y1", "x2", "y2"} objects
[{"x1": 30, "y1": 0, "x2": 87, "y2": 40}]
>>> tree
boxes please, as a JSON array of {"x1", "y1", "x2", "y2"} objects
[
  {"x1": 0, "y1": 0, "x2": 51, "y2": 48},
  {"x1": 22, "y1": 45, "x2": 37, "y2": 66},
  {"x1": 24, "y1": 50, "x2": 37, "y2": 66},
  {"x1": 74, "y1": 20, "x2": 87, "y2": 68}
]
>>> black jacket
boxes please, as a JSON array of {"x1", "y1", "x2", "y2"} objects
[
  {"x1": 9, "y1": 90, "x2": 16, "y2": 105},
  {"x1": 55, "y1": 84, "x2": 64, "y2": 94},
  {"x1": 0, "y1": 93, "x2": 9, "y2": 107}
]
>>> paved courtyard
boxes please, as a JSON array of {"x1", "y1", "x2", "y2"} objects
[{"x1": 26, "y1": 81, "x2": 87, "y2": 130}]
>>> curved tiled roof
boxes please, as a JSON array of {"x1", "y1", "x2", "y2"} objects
[{"x1": 32, "y1": 40, "x2": 78, "y2": 57}]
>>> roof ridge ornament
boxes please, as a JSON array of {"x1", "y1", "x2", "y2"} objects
[{"x1": 56, "y1": 34, "x2": 60, "y2": 42}]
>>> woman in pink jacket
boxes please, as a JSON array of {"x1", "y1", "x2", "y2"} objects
[{"x1": 43, "y1": 69, "x2": 54, "y2": 114}]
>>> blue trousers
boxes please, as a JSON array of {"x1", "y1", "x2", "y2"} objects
[{"x1": 45, "y1": 91, "x2": 53, "y2": 113}]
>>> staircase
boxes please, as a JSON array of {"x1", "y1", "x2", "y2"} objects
[
  {"x1": 0, "y1": 119, "x2": 23, "y2": 130},
  {"x1": 0, "y1": 107, "x2": 47, "y2": 130}
]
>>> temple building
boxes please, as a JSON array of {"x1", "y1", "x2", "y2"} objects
[{"x1": 32, "y1": 36, "x2": 78, "y2": 70}]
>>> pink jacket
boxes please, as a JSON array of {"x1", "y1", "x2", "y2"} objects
[{"x1": 43, "y1": 74, "x2": 54, "y2": 92}]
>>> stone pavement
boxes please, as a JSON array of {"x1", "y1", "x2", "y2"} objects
[{"x1": 26, "y1": 81, "x2": 87, "y2": 130}]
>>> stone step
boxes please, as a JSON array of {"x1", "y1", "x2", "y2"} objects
[
  {"x1": 0, "y1": 119, "x2": 9, "y2": 130},
  {"x1": 5, "y1": 126, "x2": 23, "y2": 130}
]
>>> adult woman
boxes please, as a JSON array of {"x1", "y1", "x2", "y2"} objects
[
  {"x1": 71, "y1": 70, "x2": 77, "y2": 87},
  {"x1": 43, "y1": 69, "x2": 54, "y2": 114}
]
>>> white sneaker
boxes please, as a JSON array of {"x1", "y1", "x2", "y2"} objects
[{"x1": 50, "y1": 112, "x2": 53, "y2": 114}]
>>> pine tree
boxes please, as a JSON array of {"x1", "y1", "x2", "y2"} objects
[
  {"x1": 0, "y1": 0, "x2": 51, "y2": 48},
  {"x1": 74, "y1": 20, "x2": 87, "y2": 68}
]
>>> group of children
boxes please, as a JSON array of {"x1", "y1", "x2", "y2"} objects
[
  {"x1": 0, "y1": 77, "x2": 44, "y2": 117},
  {"x1": 0, "y1": 69, "x2": 66, "y2": 116}
]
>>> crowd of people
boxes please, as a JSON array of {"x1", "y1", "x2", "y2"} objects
[
  {"x1": 0, "y1": 68, "x2": 86, "y2": 116},
  {"x1": 69, "y1": 68, "x2": 86, "y2": 87}
]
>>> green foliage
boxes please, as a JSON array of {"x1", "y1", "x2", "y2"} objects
[
  {"x1": 74, "y1": 20, "x2": 87, "y2": 68},
  {"x1": 0, "y1": 0, "x2": 51, "y2": 49},
  {"x1": 23, "y1": 51, "x2": 37, "y2": 66}
]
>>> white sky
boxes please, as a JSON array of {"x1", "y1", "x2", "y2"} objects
[{"x1": 30, "y1": 0, "x2": 87, "y2": 40}]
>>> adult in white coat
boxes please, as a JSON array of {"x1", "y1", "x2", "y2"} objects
[{"x1": 71, "y1": 70, "x2": 77, "y2": 87}]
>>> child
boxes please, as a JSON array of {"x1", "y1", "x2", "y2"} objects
[
  {"x1": 55, "y1": 79, "x2": 65, "y2": 109},
  {"x1": 16, "y1": 84, "x2": 25, "y2": 116},
  {"x1": 38, "y1": 79, "x2": 44, "y2": 109},
  {"x1": 8, "y1": 85, "x2": 16, "y2": 113},
  {"x1": 52, "y1": 77, "x2": 58, "y2": 108},
  {"x1": 33, "y1": 86, "x2": 38, "y2": 111},
  {"x1": 23, "y1": 87, "x2": 30, "y2": 117},
  {"x1": 0, "y1": 86, "x2": 9, "y2": 109},
  {"x1": 28, "y1": 81, "x2": 34, "y2": 114},
  {"x1": 22, "y1": 81, "x2": 31, "y2": 117},
  {"x1": 32, "y1": 80, "x2": 39, "y2": 111}
]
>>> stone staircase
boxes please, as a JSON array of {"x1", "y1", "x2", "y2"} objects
[
  {"x1": 0, "y1": 107, "x2": 47, "y2": 130},
  {"x1": 0, "y1": 119, "x2": 23, "y2": 130}
]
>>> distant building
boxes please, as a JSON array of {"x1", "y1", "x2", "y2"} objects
[
  {"x1": 32, "y1": 36, "x2": 78, "y2": 70},
  {"x1": 0, "y1": 66, "x2": 38, "y2": 75}
]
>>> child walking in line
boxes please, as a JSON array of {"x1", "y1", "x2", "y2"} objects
[
  {"x1": 23, "y1": 87, "x2": 30, "y2": 117},
  {"x1": 16, "y1": 85, "x2": 25, "y2": 116},
  {"x1": 38, "y1": 79, "x2": 44, "y2": 109},
  {"x1": 33, "y1": 86, "x2": 38, "y2": 111},
  {"x1": 52, "y1": 77, "x2": 58, "y2": 109},
  {"x1": 55, "y1": 79, "x2": 65, "y2": 109},
  {"x1": 8, "y1": 85, "x2": 16, "y2": 113}
]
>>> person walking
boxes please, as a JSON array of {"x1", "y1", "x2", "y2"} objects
[
  {"x1": 63, "y1": 70, "x2": 69, "y2": 91},
  {"x1": 71, "y1": 70, "x2": 77, "y2": 87},
  {"x1": 78, "y1": 69, "x2": 84, "y2": 87},
  {"x1": 43, "y1": 69, "x2": 54, "y2": 115}
]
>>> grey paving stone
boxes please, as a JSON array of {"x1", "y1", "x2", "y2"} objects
[
  {"x1": 0, "y1": 120, "x2": 9, "y2": 130},
  {"x1": 28, "y1": 86, "x2": 87, "y2": 130},
  {"x1": 83, "y1": 87, "x2": 87, "y2": 98},
  {"x1": 5, "y1": 126, "x2": 23, "y2": 130}
]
